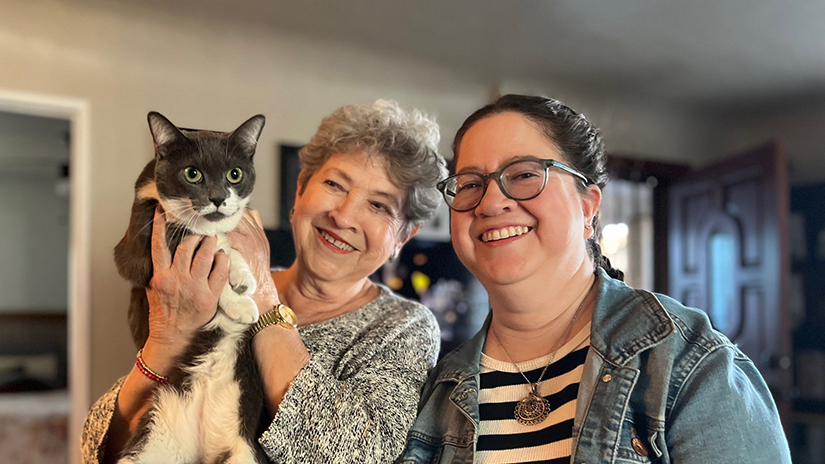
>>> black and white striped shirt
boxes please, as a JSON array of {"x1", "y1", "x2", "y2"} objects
[{"x1": 477, "y1": 323, "x2": 590, "y2": 464}]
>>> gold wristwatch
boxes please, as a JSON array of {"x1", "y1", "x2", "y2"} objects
[{"x1": 251, "y1": 303, "x2": 298, "y2": 336}]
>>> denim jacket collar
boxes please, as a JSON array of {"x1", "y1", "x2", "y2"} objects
[
  {"x1": 588, "y1": 269, "x2": 676, "y2": 366},
  {"x1": 431, "y1": 268, "x2": 677, "y2": 385}
]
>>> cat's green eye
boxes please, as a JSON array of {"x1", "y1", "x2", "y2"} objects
[
  {"x1": 184, "y1": 167, "x2": 203, "y2": 184},
  {"x1": 226, "y1": 168, "x2": 243, "y2": 184}
]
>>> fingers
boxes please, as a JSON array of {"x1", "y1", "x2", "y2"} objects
[
  {"x1": 151, "y1": 207, "x2": 172, "y2": 270},
  {"x1": 173, "y1": 234, "x2": 202, "y2": 274},
  {"x1": 208, "y1": 250, "x2": 230, "y2": 295},
  {"x1": 190, "y1": 236, "x2": 218, "y2": 279}
]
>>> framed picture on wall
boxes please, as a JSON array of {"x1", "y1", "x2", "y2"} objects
[{"x1": 279, "y1": 144, "x2": 302, "y2": 228}]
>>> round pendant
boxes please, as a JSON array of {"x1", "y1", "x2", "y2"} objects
[{"x1": 514, "y1": 393, "x2": 551, "y2": 426}]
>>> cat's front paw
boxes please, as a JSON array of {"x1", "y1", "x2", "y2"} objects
[
  {"x1": 229, "y1": 266, "x2": 257, "y2": 296},
  {"x1": 221, "y1": 296, "x2": 259, "y2": 324}
]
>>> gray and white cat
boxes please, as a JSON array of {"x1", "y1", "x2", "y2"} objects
[{"x1": 113, "y1": 112, "x2": 268, "y2": 464}]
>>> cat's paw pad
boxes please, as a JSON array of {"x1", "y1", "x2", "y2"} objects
[
  {"x1": 222, "y1": 297, "x2": 259, "y2": 324},
  {"x1": 229, "y1": 267, "x2": 257, "y2": 296}
]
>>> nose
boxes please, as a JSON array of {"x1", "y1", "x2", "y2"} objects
[
  {"x1": 474, "y1": 178, "x2": 515, "y2": 217},
  {"x1": 210, "y1": 197, "x2": 225, "y2": 207},
  {"x1": 328, "y1": 195, "x2": 359, "y2": 230}
]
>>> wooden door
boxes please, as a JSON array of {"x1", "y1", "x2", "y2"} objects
[{"x1": 668, "y1": 142, "x2": 791, "y2": 421}]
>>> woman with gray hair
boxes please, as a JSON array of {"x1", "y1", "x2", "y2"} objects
[{"x1": 82, "y1": 100, "x2": 447, "y2": 463}]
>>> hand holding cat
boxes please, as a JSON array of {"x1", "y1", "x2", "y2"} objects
[
  {"x1": 145, "y1": 207, "x2": 231, "y2": 355},
  {"x1": 227, "y1": 209, "x2": 280, "y2": 312},
  {"x1": 229, "y1": 209, "x2": 312, "y2": 414}
]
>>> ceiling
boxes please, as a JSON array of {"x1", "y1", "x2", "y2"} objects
[{"x1": 123, "y1": 0, "x2": 825, "y2": 109}]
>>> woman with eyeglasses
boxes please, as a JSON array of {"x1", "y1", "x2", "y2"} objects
[{"x1": 398, "y1": 94, "x2": 790, "y2": 463}]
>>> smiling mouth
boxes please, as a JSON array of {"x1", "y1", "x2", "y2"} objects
[
  {"x1": 318, "y1": 229, "x2": 357, "y2": 252},
  {"x1": 481, "y1": 226, "x2": 532, "y2": 243}
]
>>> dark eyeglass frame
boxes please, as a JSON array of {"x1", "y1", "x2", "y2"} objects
[{"x1": 437, "y1": 158, "x2": 593, "y2": 212}]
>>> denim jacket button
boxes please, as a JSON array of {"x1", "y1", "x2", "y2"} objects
[
  {"x1": 602, "y1": 374, "x2": 612, "y2": 382},
  {"x1": 632, "y1": 437, "x2": 649, "y2": 457}
]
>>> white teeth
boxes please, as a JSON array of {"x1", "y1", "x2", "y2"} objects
[
  {"x1": 482, "y1": 226, "x2": 532, "y2": 242},
  {"x1": 320, "y1": 230, "x2": 355, "y2": 251}
]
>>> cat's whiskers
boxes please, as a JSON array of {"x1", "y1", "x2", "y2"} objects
[
  {"x1": 136, "y1": 202, "x2": 193, "y2": 237},
  {"x1": 134, "y1": 204, "x2": 189, "y2": 238},
  {"x1": 166, "y1": 208, "x2": 192, "y2": 246},
  {"x1": 161, "y1": 201, "x2": 197, "y2": 224},
  {"x1": 176, "y1": 209, "x2": 199, "y2": 243}
]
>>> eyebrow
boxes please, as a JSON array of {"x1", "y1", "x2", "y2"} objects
[
  {"x1": 327, "y1": 167, "x2": 353, "y2": 183},
  {"x1": 456, "y1": 155, "x2": 539, "y2": 174},
  {"x1": 327, "y1": 167, "x2": 402, "y2": 209}
]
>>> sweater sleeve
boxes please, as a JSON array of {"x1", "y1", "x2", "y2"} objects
[
  {"x1": 258, "y1": 304, "x2": 440, "y2": 464},
  {"x1": 80, "y1": 377, "x2": 126, "y2": 464}
]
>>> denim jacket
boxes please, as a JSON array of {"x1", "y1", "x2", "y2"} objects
[{"x1": 398, "y1": 269, "x2": 791, "y2": 463}]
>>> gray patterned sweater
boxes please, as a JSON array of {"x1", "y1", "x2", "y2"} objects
[{"x1": 81, "y1": 285, "x2": 440, "y2": 463}]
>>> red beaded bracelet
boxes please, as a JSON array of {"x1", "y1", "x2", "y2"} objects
[{"x1": 136, "y1": 348, "x2": 169, "y2": 385}]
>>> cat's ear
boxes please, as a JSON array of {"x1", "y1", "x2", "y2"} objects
[
  {"x1": 229, "y1": 115, "x2": 266, "y2": 157},
  {"x1": 147, "y1": 112, "x2": 186, "y2": 155}
]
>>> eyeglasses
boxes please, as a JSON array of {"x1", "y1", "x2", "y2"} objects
[{"x1": 437, "y1": 158, "x2": 592, "y2": 212}]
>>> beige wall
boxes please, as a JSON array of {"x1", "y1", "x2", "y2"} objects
[
  {"x1": 501, "y1": 79, "x2": 714, "y2": 165},
  {"x1": 702, "y1": 101, "x2": 825, "y2": 184},
  {"x1": 1, "y1": 0, "x2": 719, "y2": 408}
]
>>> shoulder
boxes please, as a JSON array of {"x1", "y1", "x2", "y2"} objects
[
  {"x1": 649, "y1": 292, "x2": 738, "y2": 355},
  {"x1": 339, "y1": 285, "x2": 440, "y2": 363},
  {"x1": 591, "y1": 272, "x2": 737, "y2": 367},
  {"x1": 367, "y1": 284, "x2": 440, "y2": 336},
  {"x1": 595, "y1": 274, "x2": 749, "y2": 389},
  {"x1": 611, "y1": 289, "x2": 764, "y2": 412}
]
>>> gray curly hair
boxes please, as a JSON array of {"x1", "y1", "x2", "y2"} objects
[{"x1": 298, "y1": 99, "x2": 448, "y2": 238}]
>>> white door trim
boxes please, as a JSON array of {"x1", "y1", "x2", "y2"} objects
[{"x1": 0, "y1": 88, "x2": 92, "y2": 464}]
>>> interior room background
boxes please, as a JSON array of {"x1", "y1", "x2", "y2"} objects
[{"x1": 2, "y1": 1, "x2": 825, "y2": 463}]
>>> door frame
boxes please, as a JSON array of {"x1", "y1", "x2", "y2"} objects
[
  {"x1": 0, "y1": 88, "x2": 92, "y2": 464},
  {"x1": 606, "y1": 154, "x2": 691, "y2": 293}
]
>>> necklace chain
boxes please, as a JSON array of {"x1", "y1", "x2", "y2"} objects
[{"x1": 490, "y1": 280, "x2": 595, "y2": 396}]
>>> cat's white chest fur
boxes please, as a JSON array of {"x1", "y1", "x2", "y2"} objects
[{"x1": 122, "y1": 327, "x2": 259, "y2": 464}]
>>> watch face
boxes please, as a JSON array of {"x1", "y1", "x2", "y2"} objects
[{"x1": 278, "y1": 304, "x2": 298, "y2": 327}]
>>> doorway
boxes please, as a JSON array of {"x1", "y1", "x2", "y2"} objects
[{"x1": 0, "y1": 89, "x2": 91, "y2": 464}]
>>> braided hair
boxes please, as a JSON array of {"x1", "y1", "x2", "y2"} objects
[{"x1": 452, "y1": 94, "x2": 624, "y2": 281}]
